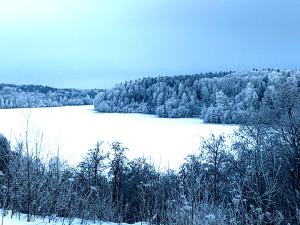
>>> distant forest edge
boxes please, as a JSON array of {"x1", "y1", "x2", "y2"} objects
[
  {"x1": 1, "y1": 68, "x2": 300, "y2": 125},
  {"x1": 0, "y1": 83, "x2": 100, "y2": 108},
  {"x1": 94, "y1": 69, "x2": 300, "y2": 123}
]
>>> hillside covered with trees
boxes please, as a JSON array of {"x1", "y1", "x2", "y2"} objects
[
  {"x1": 0, "y1": 69, "x2": 299, "y2": 224},
  {"x1": 1, "y1": 73, "x2": 300, "y2": 224},
  {"x1": 94, "y1": 69, "x2": 300, "y2": 124},
  {"x1": 0, "y1": 84, "x2": 100, "y2": 108}
]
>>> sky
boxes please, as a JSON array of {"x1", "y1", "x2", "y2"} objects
[{"x1": 0, "y1": 0, "x2": 299, "y2": 89}]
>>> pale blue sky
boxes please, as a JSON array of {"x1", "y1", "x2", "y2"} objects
[{"x1": 0, "y1": 0, "x2": 299, "y2": 88}]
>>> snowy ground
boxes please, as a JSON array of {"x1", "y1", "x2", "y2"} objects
[
  {"x1": 0, "y1": 210, "x2": 146, "y2": 225},
  {"x1": 0, "y1": 105, "x2": 237, "y2": 169}
]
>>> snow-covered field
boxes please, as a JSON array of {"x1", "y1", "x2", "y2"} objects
[
  {"x1": 0, "y1": 210, "x2": 145, "y2": 225},
  {"x1": 0, "y1": 105, "x2": 237, "y2": 169}
]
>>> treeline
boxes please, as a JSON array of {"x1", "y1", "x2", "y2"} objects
[
  {"x1": 0, "y1": 83, "x2": 100, "y2": 108},
  {"x1": 0, "y1": 76, "x2": 300, "y2": 224},
  {"x1": 94, "y1": 69, "x2": 300, "y2": 124}
]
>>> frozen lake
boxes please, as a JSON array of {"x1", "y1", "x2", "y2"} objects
[{"x1": 0, "y1": 105, "x2": 237, "y2": 169}]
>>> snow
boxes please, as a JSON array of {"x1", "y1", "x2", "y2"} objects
[
  {"x1": 0, "y1": 210, "x2": 146, "y2": 225},
  {"x1": 0, "y1": 105, "x2": 237, "y2": 169}
]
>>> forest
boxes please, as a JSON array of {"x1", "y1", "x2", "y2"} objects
[
  {"x1": 94, "y1": 69, "x2": 299, "y2": 124},
  {"x1": 0, "y1": 69, "x2": 300, "y2": 224},
  {"x1": 0, "y1": 84, "x2": 100, "y2": 108}
]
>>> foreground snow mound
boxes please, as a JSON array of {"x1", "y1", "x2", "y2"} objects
[{"x1": 1, "y1": 210, "x2": 146, "y2": 225}]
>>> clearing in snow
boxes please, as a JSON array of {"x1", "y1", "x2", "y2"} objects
[{"x1": 0, "y1": 105, "x2": 237, "y2": 169}]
